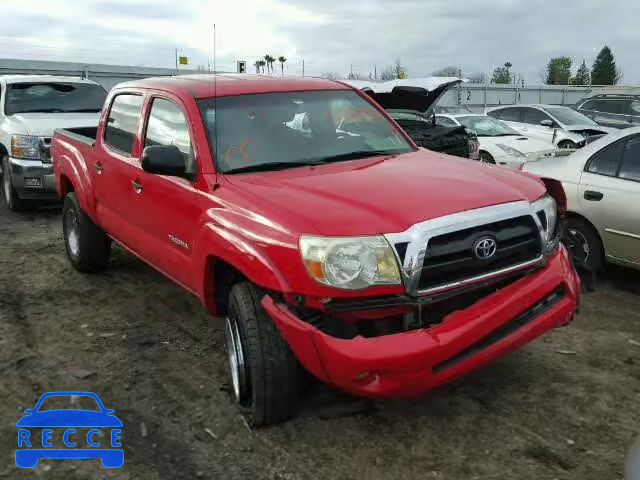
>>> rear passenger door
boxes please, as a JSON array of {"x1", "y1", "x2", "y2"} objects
[
  {"x1": 134, "y1": 95, "x2": 199, "y2": 290},
  {"x1": 579, "y1": 135, "x2": 640, "y2": 264},
  {"x1": 95, "y1": 93, "x2": 145, "y2": 247}
]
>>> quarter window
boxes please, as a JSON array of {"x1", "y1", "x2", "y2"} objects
[
  {"x1": 104, "y1": 94, "x2": 144, "y2": 155},
  {"x1": 619, "y1": 136, "x2": 640, "y2": 182},
  {"x1": 144, "y1": 98, "x2": 194, "y2": 174}
]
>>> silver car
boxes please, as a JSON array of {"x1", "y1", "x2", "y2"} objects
[{"x1": 523, "y1": 127, "x2": 640, "y2": 271}]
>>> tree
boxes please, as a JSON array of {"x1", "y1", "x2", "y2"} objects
[
  {"x1": 278, "y1": 56, "x2": 287, "y2": 75},
  {"x1": 393, "y1": 59, "x2": 407, "y2": 79},
  {"x1": 254, "y1": 60, "x2": 261, "y2": 74},
  {"x1": 572, "y1": 60, "x2": 591, "y2": 86},
  {"x1": 263, "y1": 54, "x2": 276, "y2": 74},
  {"x1": 380, "y1": 66, "x2": 395, "y2": 81},
  {"x1": 466, "y1": 72, "x2": 487, "y2": 84},
  {"x1": 491, "y1": 62, "x2": 513, "y2": 84},
  {"x1": 321, "y1": 72, "x2": 341, "y2": 80},
  {"x1": 591, "y1": 46, "x2": 622, "y2": 85},
  {"x1": 432, "y1": 66, "x2": 460, "y2": 77},
  {"x1": 347, "y1": 72, "x2": 362, "y2": 80},
  {"x1": 545, "y1": 57, "x2": 572, "y2": 85},
  {"x1": 257, "y1": 60, "x2": 266, "y2": 73}
]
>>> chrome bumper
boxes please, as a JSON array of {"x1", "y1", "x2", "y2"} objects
[{"x1": 5, "y1": 157, "x2": 57, "y2": 200}]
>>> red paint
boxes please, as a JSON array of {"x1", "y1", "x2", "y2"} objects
[{"x1": 52, "y1": 75, "x2": 579, "y2": 399}]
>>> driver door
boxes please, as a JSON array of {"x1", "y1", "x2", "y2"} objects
[{"x1": 520, "y1": 107, "x2": 556, "y2": 143}]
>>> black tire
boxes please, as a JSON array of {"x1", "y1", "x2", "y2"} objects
[
  {"x1": 225, "y1": 282, "x2": 299, "y2": 426},
  {"x1": 558, "y1": 140, "x2": 577, "y2": 150},
  {"x1": 2, "y1": 155, "x2": 25, "y2": 211},
  {"x1": 479, "y1": 151, "x2": 496, "y2": 164},
  {"x1": 565, "y1": 217, "x2": 604, "y2": 272},
  {"x1": 62, "y1": 192, "x2": 111, "y2": 273}
]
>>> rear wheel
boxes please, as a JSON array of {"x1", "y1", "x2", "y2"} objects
[
  {"x1": 224, "y1": 282, "x2": 299, "y2": 426},
  {"x1": 62, "y1": 192, "x2": 111, "y2": 273},
  {"x1": 2, "y1": 155, "x2": 24, "y2": 211},
  {"x1": 565, "y1": 217, "x2": 604, "y2": 271},
  {"x1": 479, "y1": 151, "x2": 496, "y2": 164}
]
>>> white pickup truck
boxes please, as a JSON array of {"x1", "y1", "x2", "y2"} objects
[{"x1": 0, "y1": 75, "x2": 106, "y2": 210}]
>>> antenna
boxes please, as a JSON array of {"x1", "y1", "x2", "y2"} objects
[{"x1": 213, "y1": 23, "x2": 219, "y2": 188}]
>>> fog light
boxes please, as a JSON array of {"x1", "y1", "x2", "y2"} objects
[{"x1": 24, "y1": 178, "x2": 41, "y2": 187}]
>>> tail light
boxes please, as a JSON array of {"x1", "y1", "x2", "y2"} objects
[{"x1": 468, "y1": 138, "x2": 480, "y2": 160}]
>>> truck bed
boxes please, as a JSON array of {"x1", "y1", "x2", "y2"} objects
[{"x1": 54, "y1": 126, "x2": 99, "y2": 146}]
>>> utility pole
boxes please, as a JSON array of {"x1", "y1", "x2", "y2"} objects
[
  {"x1": 374, "y1": 65, "x2": 377, "y2": 80},
  {"x1": 175, "y1": 48, "x2": 178, "y2": 74},
  {"x1": 302, "y1": 59, "x2": 305, "y2": 77}
]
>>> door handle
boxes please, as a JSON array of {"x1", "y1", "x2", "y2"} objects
[
  {"x1": 93, "y1": 162, "x2": 104, "y2": 174},
  {"x1": 130, "y1": 180, "x2": 143, "y2": 193},
  {"x1": 584, "y1": 190, "x2": 603, "y2": 201}
]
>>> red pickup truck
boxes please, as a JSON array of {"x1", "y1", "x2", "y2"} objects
[{"x1": 52, "y1": 75, "x2": 580, "y2": 426}]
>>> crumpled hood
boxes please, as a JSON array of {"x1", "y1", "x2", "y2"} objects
[
  {"x1": 8, "y1": 112, "x2": 100, "y2": 136},
  {"x1": 225, "y1": 149, "x2": 546, "y2": 236},
  {"x1": 565, "y1": 124, "x2": 616, "y2": 135}
]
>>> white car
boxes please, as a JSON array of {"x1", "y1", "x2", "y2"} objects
[
  {"x1": 435, "y1": 114, "x2": 557, "y2": 169},
  {"x1": 0, "y1": 75, "x2": 106, "y2": 210},
  {"x1": 523, "y1": 127, "x2": 640, "y2": 272},
  {"x1": 485, "y1": 104, "x2": 616, "y2": 149}
]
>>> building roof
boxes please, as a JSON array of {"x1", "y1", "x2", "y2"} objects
[{"x1": 114, "y1": 74, "x2": 349, "y2": 98}]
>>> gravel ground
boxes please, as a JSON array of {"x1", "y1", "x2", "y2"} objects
[{"x1": 1, "y1": 205, "x2": 639, "y2": 480}]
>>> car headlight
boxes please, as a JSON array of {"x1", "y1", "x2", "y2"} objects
[
  {"x1": 300, "y1": 235, "x2": 401, "y2": 290},
  {"x1": 11, "y1": 135, "x2": 41, "y2": 160},
  {"x1": 532, "y1": 193, "x2": 558, "y2": 243},
  {"x1": 496, "y1": 144, "x2": 526, "y2": 158}
]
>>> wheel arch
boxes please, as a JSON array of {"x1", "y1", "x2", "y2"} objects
[{"x1": 566, "y1": 210, "x2": 606, "y2": 258}]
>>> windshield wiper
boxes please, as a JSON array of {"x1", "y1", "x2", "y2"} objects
[
  {"x1": 309, "y1": 150, "x2": 400, "y2": 163},
  {"x1": 224, "y1": 161, "x2": 326, "y2": 174}
]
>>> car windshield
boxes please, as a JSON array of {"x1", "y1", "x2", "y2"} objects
[
  {"x1": 199, "y1": 90, "x2": 413, "y2": 173},
  {"x1": 542, "y1": 106, "x2": 598, "y2": 126},
  {"x1": 5, "y1": 82, "x2": 107, "y2": 115},
  {"x1": 456, "y1": 116, "x2": 520, "y2": 136},
  {"x1": 37, "y1": 395, "x2": 101, "y2": 412}
]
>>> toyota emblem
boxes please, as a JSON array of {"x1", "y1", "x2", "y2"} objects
[{"x1": 473, "y1": 237, "x2": 497, "y2": 260}]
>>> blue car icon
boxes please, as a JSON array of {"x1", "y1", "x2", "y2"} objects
[{"x1": 15, "y1": 391, "x2": 123, "y2": 468}]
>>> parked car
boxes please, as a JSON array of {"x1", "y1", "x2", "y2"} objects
[
  {"x1": 435, "y1": 114, "x2": 557, "y2": 169},
  {"x1": 52, "y1": 74, "x2": 580, "y2": 426},
  {"x1": 0, "y1": 75, "x2": 106, "y2": 211},
  {"x1": 486, "y1": 104, "x2": 615, "y2": 149},
  {"x1": 523, "y1": 127, "x2": 640, "y2": 272},
  {"x1": 574, "y1": 94, "x2": 640, "y2": 129},
  {"x1": 346, "y1": 78, "x2": 479, "y2": 159}
]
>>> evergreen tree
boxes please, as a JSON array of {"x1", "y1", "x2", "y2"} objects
[{"x1": 591, "y1": 46, "x2": 622, "y2": 85}]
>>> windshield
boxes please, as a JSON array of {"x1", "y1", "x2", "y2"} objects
[
  {"x1": 5, "y1": 82, "x2": 107, "y2": 115},
  {"x1": 199, "y1": 90, "x2": 413, "y2": 173},
  {"x1": 542, "y1": 106, "x2": 598, "y2": 126},
  {"x1": 37, "y1": 395, "x2": 101, "y2": 412},
  {"x1": 456, "y1": 116, "x2": 520, "y2": 136}
]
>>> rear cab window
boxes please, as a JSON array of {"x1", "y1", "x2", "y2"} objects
[
  {"x1": 104, "y1": 94, "x2": 145, "y2": 156},
  {"x1": 5, "y1": 82, "x2": 106, "y2": 115}
]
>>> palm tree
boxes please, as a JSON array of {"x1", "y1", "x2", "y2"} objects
[
  {"x1": 254, "y1": 60, "x2": 261, "y2": 74},
  {"x1": 264, "y1": 55, "x2": 272, "y2": 74},
  {"x1": 278, "y1": 56, "x2": 287, "y2": 75},
  {"x1": 257, "y1": 60, "x2": 266, "y2": 74}
]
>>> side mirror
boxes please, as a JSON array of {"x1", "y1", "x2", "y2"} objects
[
  {"x1": 540, "y1": 119, "x2": 554, "y2": 128},
  {"x1": 142, "y1": 145, "x2": 187, "y2": 178}
]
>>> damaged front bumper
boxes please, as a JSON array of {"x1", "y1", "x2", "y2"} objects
[{"x1": 262, "y1": 245, "x2": 580, "y2": 397}]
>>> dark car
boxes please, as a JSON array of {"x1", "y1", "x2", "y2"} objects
[{"x1": 575, "y1": 94, "x2": 640, "y2": 129}]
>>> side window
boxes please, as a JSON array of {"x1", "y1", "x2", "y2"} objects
[
  {"x1": 597, "y1": 99, "x2": 628, "y2": 115},
  {"x1": 619, "y1": 136, "x2": 640, "y2": 182},
  {"x1": 495, "y1": 108, "x2": 523, "y2": 122},
  {"x1": 522, "y1": 108, "x2": 551, "y2": 125},
  {"x1": 586, "y1": 141, "x2": 623, "y2": 176},
  {"x1": 104, "y1": 94, "x2": 144, "y2": 155},
  {"x1": 630, "y1": 101, "x2": 640, "y2": 117},
  {"x1": 435, "y1": 117, "x2": 457, "y2": 127},
  {"x1": 144, "y1": 98, "x2": 194, "y2": 174},
  {"x1": 580, "y1": 99, "x2": 598, "y2": 111}
]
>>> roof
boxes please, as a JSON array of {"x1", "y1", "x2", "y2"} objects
[
  {"x1": 115, "y1": 74, "x2": 348, "y2": 98},
  {"x1": 0, "y1": 75, "x2": 101, "y2": 85}
]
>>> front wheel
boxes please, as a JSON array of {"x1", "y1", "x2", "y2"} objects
[
  {"x1": 2, "y1": 155, "x2": 24, "y2": 211},
  {"x1": 479, "y1": 152, "x2": 496, "y2": 164},
  {"x1": 62, "y1": 192, "x2": 111, "y2": 273},
  {"x1": 565, "y1": 217, "x2": 604, "y2": 272},
  {"x1": 224, "y1": 282, "x2": 300, "y2": 426}
]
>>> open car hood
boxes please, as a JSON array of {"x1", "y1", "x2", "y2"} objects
[{"x1": 344, "y1": 77, "x2": 465, "y2": 114}]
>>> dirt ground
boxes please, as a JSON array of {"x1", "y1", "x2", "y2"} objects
[{"x1": 1, "y1": 205, "x2": 639, "y2": 480}]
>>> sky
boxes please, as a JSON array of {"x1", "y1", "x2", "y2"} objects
[{"x1": 0, "y1": 0, "x2": 638, "y2": 84}]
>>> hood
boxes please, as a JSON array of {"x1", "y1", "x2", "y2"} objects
[
  {"x1": 483, "y1": 135, "x2": 555, "y2": 154},
  {"x1": 8, "y1": 112, "x2": 100, "y2": 136},
  {"x1": 344, "y1": 77, "x2": 464, "y2": 115},
  {"x1": 225, "y1": 149, "x2": 546, "y2": 236},
  {"x1": 16, "y1": 410, "x2": 123, "y2": 427},
  {"x1": 565, "y1": 124, "x2": 616, "y2": 135}
]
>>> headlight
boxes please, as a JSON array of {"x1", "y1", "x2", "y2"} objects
[
  {"x1": 496, "y1": 144, "x2": 526, "y2": 158},
  {"x1": 300, "y1": 235, "x2": 401, "y2": 290},
  {"x1": 11, "y1": 135, "x2": 41, "y2": 160},
  {"x1": 532, "y1": 193, "x2": 558, "y2": 242}
]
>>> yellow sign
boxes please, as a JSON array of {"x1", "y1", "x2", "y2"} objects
[
  {"x1": 179, "y1": 56, "x2": 189, "y2": 65},
  {"x1": 398, "y1": 72, "x2": 408, "y2": 79}
]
